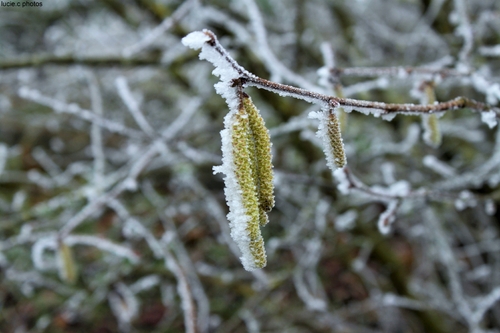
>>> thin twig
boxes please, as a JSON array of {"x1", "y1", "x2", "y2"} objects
[
  {"x1": 328, "y1": 66, "x2": 466, "y2": 79},
  {"x1": 199, "y1": 30, "x2": 499, "y2": 117},
  {"x1": 0, "y1": 54, "x2": 163, "y2": 70},
  {"x1": 122, "y1": 0, "x2": 199, "y2": 57}
]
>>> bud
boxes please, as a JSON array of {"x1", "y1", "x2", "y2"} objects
[
  {"x1": 57, "y1": 239, "x2": 77, "y2": 284},
  {"x1": 310, "y1": 107, "x2": 347, "y2": 172},
  {"x1": 422, "y1": 114, "x2": 441, "y2": 148},
  {"x1": 231, "y1": 104, "x2": 267, "y2": 269},
  {"x1": 325, "y1": 109, "x2": 347, "y2": 169},
  {"x1": 421, "y1": 82, "x2": 442, "y2": 148}
]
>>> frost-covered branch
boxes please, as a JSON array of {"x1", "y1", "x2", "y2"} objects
[
  {"x1": 122, "y1": 0, "x2": 199, "y2": 57},
  {"x1": 59, "y1": 143, "x2": 159, "y2": 237},
  {"x1": 0, "y1": 54, "x2": 163, "y2": 70},
  {"x1": 18, "y1": 87, "x2": 145, "y2": 138},
  {"x1": 183, "y1": 30, "x2": 500, "y2": 118}
]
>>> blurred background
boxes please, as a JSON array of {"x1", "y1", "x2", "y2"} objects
[{"x1": 1, "y1": 0, "x2": 500, "y2": 332}]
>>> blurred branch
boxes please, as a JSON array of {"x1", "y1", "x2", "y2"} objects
[
  {"x1": 327, "y1": 66, "x2": 466, "y2": 79},
  {"x1": 123, "y1": 0, "x2": 199, "y2": 57},
  {"x1": 0, "y1": 54, "x2": 163, "y2": 70},
  {"x1": 356, "y1": 222, "x2": 449, "y2": 333}
]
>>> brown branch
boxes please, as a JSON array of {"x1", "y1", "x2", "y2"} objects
[{"x1": 200, "y1": 30, "x2": 499, "y2": 117}]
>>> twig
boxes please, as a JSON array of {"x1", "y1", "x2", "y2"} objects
[
  {"x1": 162, "y1": 233, "x2": 199, "y2": 333},
  {"x1": 87, "y1": 72, "x2": 106, "y2": 188},
  {"x1": 59, "y1": 143, "x2": 159, "y2": 237},
  {"x1": 0, "y1": 54, "x2": 163, "y2": 70},
  {"x1": 18, "y1": 87, "x2": 145, "y2": 139},
  {"x1": 193, "y1": 30, "x2": 499, "y2": 117},
  {"x1": 115, "y1": 76, "x2": 157, "y2": 138},
  {"x1": 122, "y1": 0, "x2": 199, "y2": 57},
  {"x1": 242, "y1": 0, "x2": 321, "y2": 91},
  {"x1": 327, "y1": 66, "x2": 466, "y2": 79}
]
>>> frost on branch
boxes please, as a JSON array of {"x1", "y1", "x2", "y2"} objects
[
  {"x1": 481, "y1": 110, "x2": 497, "y2": 129},
  {"x1": 184, "y1": 30, "x2": 274, "y2": 270},
  {"x1": 182, "y1": 30, "x2": 246, "y2": 111},
  {"x1": 181, "y1": 31, "x2": 211, "y2": 51}
]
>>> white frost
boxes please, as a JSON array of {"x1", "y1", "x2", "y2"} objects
[
  {"x1": 481, "y1": 111, "x2": 497, "y2": 129},
  {"x1": 377, "y1": 200, "x2": 398, "y2": 235},
  {"x1": 335, "y1": 210, "x2": 357, "y2": 231},
  {"x1": 333, "y1": 167, "x2": 350, "y2": 194},
  {"x1": 181, "y1": 31, "x2": 210, "y2": 50},
  {"x1": 423, "y1": 155, "x2": 456, "y2": 177},
  {"x1": 454, "y1": 190, "x2": 477, "y2": 211},
  {"x1": 183, "y1": 30, "x2": 242, "y2": 113},
  {"x1": 485, "y1": 200, "x2": 496, "y2": 216}
]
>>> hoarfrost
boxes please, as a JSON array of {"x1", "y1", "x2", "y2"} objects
[
  {"x1": 0, "y1": 143, "x2": 7, "y2": 175},
  {"x1": 423, "y1": 155, "x2": 456, "y2": 177},
  {"x1": 377, "y1": 200, "x2": 398, "y2": 235},
  {"x1": 333, "y1": 167, "x2": 350, "y2": 194},
  {"x1": 335, "y1": 210, "x2": 358, "y2": 231},
  {"x1": 485, "y1": 200, "x2": 496, "y2": 216},
  {"x1": 454, "y1": 190, "x2": 477, "y2": 211},
  {"x1": 32, "y1": 237, "x2": 57, "y2": 271},
  {"x1": 181, "y1": 31, "x2": 211, "y2": 50},
  {"x1": 481, "y1": 111, "x2": 497, "y2": 129}
]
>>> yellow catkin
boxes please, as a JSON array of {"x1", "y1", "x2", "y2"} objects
[
  {"x1": 242, "y1": 95, "x2": 275, "y2": 222},
  {"x1": 245, "y1": 127, "x2": 270, "y2": 227},
  {"x1": 259, "y1": 207, "x2": 269, "y2": 226},
  {"x1": 231, "y1": 105, "x2": 267, "y2": 269},
  {"x1": 426, "y1": 114, "x2": 441, "y2": 146},
  {"x1": 58, "y1": 240, "x2": 77, "y2": 284},
  {"x1": 327, "y1": 111, "x2": 347, "y2": 168},
  {"x1": 422, "y1": 82, "x2": 441, "y2": 148}
]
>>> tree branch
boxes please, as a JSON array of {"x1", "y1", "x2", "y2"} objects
[
  {"x1": 198, "y1": 30, "x2": 499, "y2": 117},
  {"x1": 0, "y1": 54, "x2": 163, "y2": 70}
]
